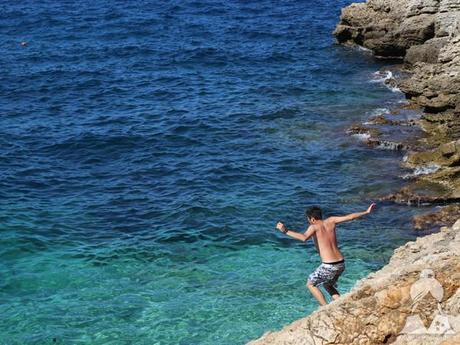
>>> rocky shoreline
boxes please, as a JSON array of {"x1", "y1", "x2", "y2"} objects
[
  {"x1": 248, "y1": 220, "x2": 459, "y2": 345},
  {"x1": 247, "y1": 1, "x2": 460, "y2": 344},
  {"x1": 336, "y1": 0, "x2": 460, "y2": 231}
]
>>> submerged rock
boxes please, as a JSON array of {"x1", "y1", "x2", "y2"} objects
[
  {"x1": 413, "y1": 204, "x2": 460, "y2": 230},
  {"x1": 381, "y1": 181, "x2": 455, "y2": 206},
  {"x1": 347, "y1": 117, "x2": 418, "y2": 151},
  {"x1": 248, "y1": 220, "x2": 460, "y2": 344}
]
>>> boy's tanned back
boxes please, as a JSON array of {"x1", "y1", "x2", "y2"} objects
[{"x1": 276, "y1": 203, "x2": 376, "y2": 306}]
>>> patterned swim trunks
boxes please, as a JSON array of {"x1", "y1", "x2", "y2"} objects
[{"x1": 307, "y1": 260, "x2": 345, "y2": 289}]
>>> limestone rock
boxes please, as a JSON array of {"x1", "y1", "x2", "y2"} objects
[
  {"x1": 248, "y1": 222, "x2": 460, "y2": 344},
  {"x1": 405, "y1": 139, "x2": 460, "y2": 167},
  {"x1": 398, "y1": 37, "x2": 460, "y2": 113},
  {"x1": 335, "y1": 0, "x2": 460, "y2": 226},
  {"x1": 413, "y1": 204, "x2": 460, "y2": 230},
  {"x1": 334, "y1": 0, "x2": 460, "y2": 112},
  {"x1": 334, "y1": 0, "x2": 460, "y2": 57},
  {"x1": 405, "y1": 37, "x2": 450, "y2": 65}
]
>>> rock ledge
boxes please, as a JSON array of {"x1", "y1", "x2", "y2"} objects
[{"x1": 247, "y1": 220, "x2": 460, "y2": 344}]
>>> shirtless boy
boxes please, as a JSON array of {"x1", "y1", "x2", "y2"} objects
[{"x1": 276, "y1": 203, "x2": 376, "y2": 306}]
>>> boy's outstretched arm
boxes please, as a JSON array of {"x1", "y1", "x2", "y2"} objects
[
  {"x1": 328, "y1": 203, "x2": 376, "y2": 224},
  {"x1": 276, "y1": 222, "x2": 316, "y2": 242}
]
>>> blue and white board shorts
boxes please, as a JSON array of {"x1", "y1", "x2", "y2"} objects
[{"x1": 307, "y1": 260, "x2": 345, "y2": 289}]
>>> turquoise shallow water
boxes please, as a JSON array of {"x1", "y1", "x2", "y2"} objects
[
  {"x1": 0, "y1": 0, "x2": 430, "y2": 344},
  {"x1": 1, "y1": 231, "x2": 411, "y2": 345}
]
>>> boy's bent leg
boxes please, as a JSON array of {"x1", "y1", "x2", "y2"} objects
[
  {"x1": 324, "y1": 283, "x2": 340, "y2": 300},
  {"x1": 307, "y1": 282, "x2": 327, "y2": 306},
  {"x1": 325, "y1": 262, "x2": 345, "y2": 301}
]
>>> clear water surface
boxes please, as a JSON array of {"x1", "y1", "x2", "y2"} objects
[{"x1": 1, "y1": 1, "x2": 426, "y2": 344}]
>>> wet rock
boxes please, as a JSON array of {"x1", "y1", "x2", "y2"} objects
[
  {"x1": 347, "y1": 124, "x2": 381, "y2": 137},
  {"x1": 347, "y1": 124, "x2": 410, "y2": 150},
  {"x1": 400, "y1": 118, "x2": 421, "y2": 127},
  {"x1": 368, "y1": 114, "x2": 398, "y2": 125},
  {"x1": 368, "y1": 114, "x2": 420, "y2": 127},
  {"x1": 413, "y1": 204, "x2": 460, "y2": 230},
  {"x1": 380, "y1": 181, "x2": 455, "y2": 206},
  {"x1": 405, "y1": 140, "x2": 460, "y2": 168},
  {"x1": 369, "y1": 139, "x2": 408, "y2": 150},
  {"x1": 384, "y1": 75, "x2": 400, "y2": 90}
]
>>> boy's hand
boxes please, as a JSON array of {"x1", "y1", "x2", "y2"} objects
[
  {"x1": 366, "y1": 203, "x2": 376, "y2": 214},
  {"x1": 276, "y1": 222, "x2": 286, "y2": 232}
]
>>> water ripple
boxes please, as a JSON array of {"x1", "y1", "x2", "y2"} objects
[{"x1": 0, "y1": 0, "x2": 426, "y2": 344}]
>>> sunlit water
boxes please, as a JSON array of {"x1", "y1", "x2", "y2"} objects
[{"x1": 1, "y1": 1, "x2": 428, "y2": 344}]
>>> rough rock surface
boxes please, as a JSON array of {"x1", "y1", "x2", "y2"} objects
[
  {"x1": 247, "y1": 220, "x2": 460, "y2": 344},
  {"x1": 400, "y1": 36, "x2": 460, "y2": 114},
  {"x1": 336, "y1": 0, "x2": 460, "y2": 217},
  {"x1": 413, "y1": 204, "x2": 460, "y2": 230},
  {"x1": 247, "y1": 3, "x2": 460, "y2": 344},
  {"x1": 334, "y1": 0, "x2": 460, "y2": 59}
]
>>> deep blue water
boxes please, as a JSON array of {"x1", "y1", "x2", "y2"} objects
[{"x1": 1, "y1": 1, "x2": 427, "y2": 344}]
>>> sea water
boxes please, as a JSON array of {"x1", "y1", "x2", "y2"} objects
[{"x1": 1, "y1": 1, "x2": 425, "y2": 344}]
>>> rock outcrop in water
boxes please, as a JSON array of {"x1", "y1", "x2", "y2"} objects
[
  {"x1": 335, "y1": 0, "x2": 460, "y2": 229},
  {"x1": 334, "y1": 0, "x2": 460, "y2": 58},
  {"x1": 248, "y1": 220, "x2": 460, "y2": 344}
]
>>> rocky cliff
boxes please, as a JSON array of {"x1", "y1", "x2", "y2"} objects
[
  {"x1": 248, "y1": 220, "x2": 460, "y2": 344},
  {"x1": 335, "y1": 0, "x2": 460, "y2": 229},
  {"x1": 247, "y1": 2, "x2": 460, "y2": 344}
]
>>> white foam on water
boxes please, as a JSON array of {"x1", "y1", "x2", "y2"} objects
[
  {"x1": 357, "y1": 45, "x2": 372, "y2": 52},
  {"x1": 352, "y1": 133, "x2": 371, "y2": 141},
  {"x1": 413, "y1": 164, "x2": 440, "y2": 176},
  {"x1": 368, "y1": 107, "x2": 390, "y2": 116},
  {"x1": 370, "y1": 70, "x2": 393, "y2": 84},
  {"x1": 402, "y1": 163, "x2": 440, "y2": 179},
  {"x1": 363, "y1": 107, "x2": 391, "y2": 124},
  {"x1": 376, "y1": 141, "x2": 403, "y2": 150},
  {"x1": 369, "y1": 70, "x2": 402, "y2": 93},
  {"x1": 387, "y1": 84, "x2": 402, "y2": 93}
]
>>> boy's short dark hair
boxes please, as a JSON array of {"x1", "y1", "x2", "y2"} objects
[{"x1": 306, "y1": 206, "x2": 322, "y2": 220}]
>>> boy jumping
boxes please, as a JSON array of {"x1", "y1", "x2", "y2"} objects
[{"x1": 276, "y1": 203, "x2": 376, "y2": 306}]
